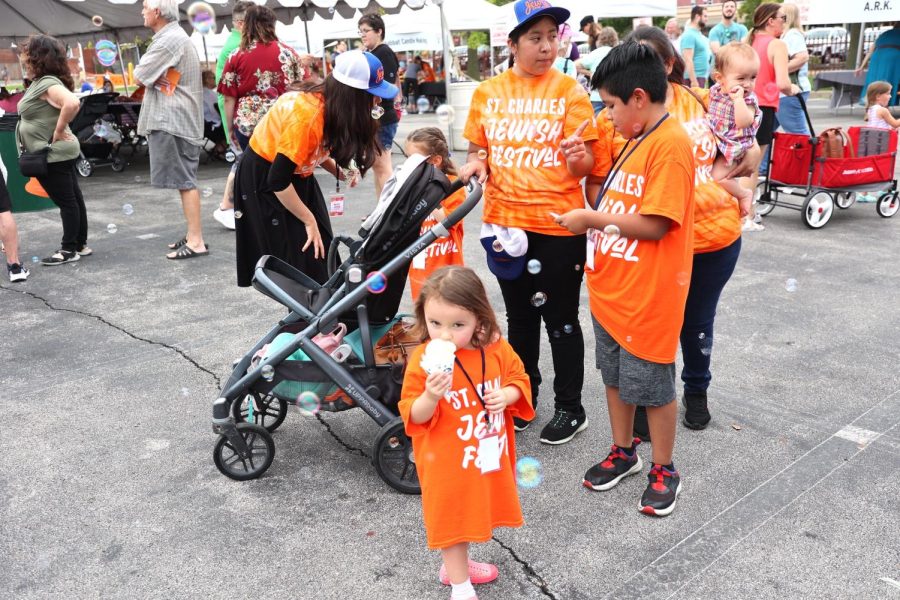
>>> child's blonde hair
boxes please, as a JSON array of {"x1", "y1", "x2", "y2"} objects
[
  {"x1": 411, "y1": 266, "x2": 499, "y2": 347},
  {"x1": 713, "y1": 41, "x2": 759, "y2": 77},
  {"x1": 406, "y1": 127, "x2": 457, "y2": 176},
  {"x1": 865, "y1": 81, "x2": 892, "y2": 111}
]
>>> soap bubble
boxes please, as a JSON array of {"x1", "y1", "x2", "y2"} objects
[
  {"x1": 785, "y1": 278, "x2": 798, "y2": 293},
  {"x1": 261, "y1": 364, "x2": 275, "y2": 382},
  {"x1": 202, "y1": 187, "x2": 213, "y2": 198},
  {"x1": 107, "y1": 223, "x2": 118, "y2": 234},
  {"x1": 476, "y1": 149, "x2": 488, "y2": 160},
  {"x1": 603, "y1": 224, "x2": 620, "y2": 240},
  {"x1": 133, "y1": 175, "x2": 142, "y2": 183},
  {"x1": 516, "y1": 456, "x2": 543, "y2": 489},
  {"x1": 526, "y1": 259, "x2": 542, "y2": 274},
  {"x1": 563, "y1": 324, "x2": 574, "y2": 334},
  {"x1": 31, "y1": 256, "x2": 39, "y2": 263},
  {"x1": 181, "y1": 387, "x2": 190, "y2": 397},
  {"x1": 552, "y1": 329, "x2": 561, "y2": 338},
  {"x1": 122, "y1": 203, "x2": 133, "y2": 216},
  {"x1": 271, "y1": 218, "x2": 279, "y2": 226},
  {"x1": 574, "y1": 264, "x2": 581, "y2": 271},
  {"x1": 676, "y1": 271, "x2": 690, "y2": 286},
  {"x1": 626, "y1": 335, "x2": 633, "y2": 342},
  {"x1": 491, "y1": 239, "x2": 503, "y2": 252},
  {"x1": 92, "y1": 15, "x2": 104, "y2": 27},
  {"x1": 435, "y1": 104, "x2": 456, "y2": 126},
  {"x1": 699, "y1": 332, "x2": 712, "y2": 356},
  {"x1": 366, "y1": 271, "x2": 388, "y2": 294},
  {"x1": 234, "y1": 210, "x2": 243, "y2": 219},
  {"x1": 530, "y1": 292, "x2": 547, "y2": 307},
  {"x1": 765, "y1": 82, "x2": 779, "y2": 96},
  {"x1": 416, "y1": 96, "x2": 430, "y2": 113},
  {"x1": 296, "y1": 391, "x2": 321, "y2": 416},
  {"x1": 187, "y1": 2, "x2": 216, "y2": 35}
]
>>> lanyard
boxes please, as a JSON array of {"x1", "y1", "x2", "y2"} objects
[
  {"x1": 592, "y1": 113, "x2": 670, "y2": 210},
  {"x1": 454, "y1": 348, "x2": 490, "y2": 428}
]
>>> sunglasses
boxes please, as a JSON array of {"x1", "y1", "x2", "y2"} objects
[{"x1": 775, "y1": 14, "x2": 787, "y2": 21}]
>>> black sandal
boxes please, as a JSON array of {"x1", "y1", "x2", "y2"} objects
[
  {"x1": 167, "y1": 237, "x2": 187, "y2": 250},
  {"x1": 166, "y1": 244, "x2": 209, "y2": 260}
]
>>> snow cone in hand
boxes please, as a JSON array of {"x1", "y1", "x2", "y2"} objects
[{"x1": 420, "y1": 339, "x2": 457, "y2": 375}]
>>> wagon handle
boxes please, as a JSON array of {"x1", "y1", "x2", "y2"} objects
[{"x1": 797, "y1": 93, "x2": 816, "y2": 138}]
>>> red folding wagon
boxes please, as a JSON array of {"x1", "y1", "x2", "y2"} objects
[{"x1": 756, "y1": 97, "x2": 899, "y2": 229}]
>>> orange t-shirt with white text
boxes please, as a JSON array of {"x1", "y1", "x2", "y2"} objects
[
  {"x1": 592, "y1": 84, "x2": 741, "y2": 253},
  {"x1": 408, "y1": 176, "x2": 466, "y2": 301},
  {"x1": 249, "y1": 91, "x2": 329, "y2": 177},
  {"x1": 463, "y1": 68, "x2": 597, "y2": 234},
  {"x1": 398, "y1": 338, "x2": 533, "y2": 549},
  {"x1": 586, "y1": 116, "x2": 695, "y2": 363}
]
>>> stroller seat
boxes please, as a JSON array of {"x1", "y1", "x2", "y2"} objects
[{"x1": 252, "y1": 255, "x2": 333, "y2": 316}]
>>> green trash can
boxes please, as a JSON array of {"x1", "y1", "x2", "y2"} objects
[{"x1": 0, "y1": 113, "x2": 56, "y2": 213}]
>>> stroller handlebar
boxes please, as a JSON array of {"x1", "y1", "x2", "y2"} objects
[{"x1": 434, "y1": 179, "x2": 482, "y2": 236}]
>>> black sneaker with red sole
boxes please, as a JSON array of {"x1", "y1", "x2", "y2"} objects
[
  {"x1": 638, "y1": 464, "x2": 682, "y2": 517},
  {"x1": 583, "y1": 439, "x2": 643, "y2": 491}
]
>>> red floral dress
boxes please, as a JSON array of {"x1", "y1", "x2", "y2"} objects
[{"x1": 217, "y1": 40, "x2": 305, "y2": 136}]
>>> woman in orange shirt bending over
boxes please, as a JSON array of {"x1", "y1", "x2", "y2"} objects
[
  {"x1": 233, "y1": 50, "x2": 394, "y2": 287},
  {"x1": 399, "y1": 266, "x2": 533, "y2": 600}
]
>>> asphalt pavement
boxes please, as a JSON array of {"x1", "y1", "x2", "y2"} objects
[{"x1": 1, "y1": 97, "x2": 899, "y2": 599}]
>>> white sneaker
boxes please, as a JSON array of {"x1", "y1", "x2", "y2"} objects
[
  {"x1": 741, "y1": 218, "x2": 765, "y2": 232},
  {"x1": 213, "y1": 207, "x2": 236, "y2": 230},
  {"x1": 7, "y1": 262, "x2": 29, "y2": 282}
]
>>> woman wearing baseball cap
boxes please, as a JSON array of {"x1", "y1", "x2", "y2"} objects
[
  {"x1": 233, "y1": 50, "x2": 397, "y2": 287},
  {"x1": 459, "y1": 0, "x2": 597, "y2": 446}
]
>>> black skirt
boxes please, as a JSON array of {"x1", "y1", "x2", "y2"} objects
[{"x1": 234, "y1": 147, "x2": 334, "y2": 287}]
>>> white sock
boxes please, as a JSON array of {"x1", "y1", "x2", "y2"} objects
[{"x1": 450, "y1": 578, "x2": 475, "y2": 599}]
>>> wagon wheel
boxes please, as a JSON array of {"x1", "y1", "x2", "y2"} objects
[
  {"x1": 372, "y1": 416, "x2": 420, "y2": 494},
  {"x1": 876, "y1": 192, "x2": 899, "y2": 218},
  {"x1": 755, "y1": 180, "x2": 776, "y2": 217},
  {"x1": 802, "y1": 191, "x2": 834, "y2": 229},
  {"x1": 231, "y1": 390, "x2": 288, "y2": 432},
  {"x1": 213, "y1": 423, "x2": 275, "y2": 481},
  {"x1": 835, "y1": 192, "x2": 856, "y2": 209}
]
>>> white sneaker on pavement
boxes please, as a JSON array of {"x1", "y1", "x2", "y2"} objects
[{"x1": 213, "y1": 207, "x2": 236, "y2": 230}]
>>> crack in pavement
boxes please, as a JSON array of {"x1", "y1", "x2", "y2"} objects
[
  {"x1": 0, "y1": 285, "x2": 222, "y2": 388},
  {"x1": 314, "y1": 412, "x2": 371, "y2": 459},
  {"x1": 492, "y1": 535, "x2": 558, "y2": 599}
]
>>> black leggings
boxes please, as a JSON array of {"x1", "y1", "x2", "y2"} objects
[
  {"x1": 36, "y1": 159, "x2": 88, "y2": 252},
  {"x1": 496, "y1": 231, "x2": 586, "y2": 414}
]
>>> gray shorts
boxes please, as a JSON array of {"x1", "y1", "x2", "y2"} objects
[
  {"x1": 592, "y1": 317, "x2": 676, "y2": 407},
  {"x1": 148, "y1": 131, "x2": 200, "y2": 190}
]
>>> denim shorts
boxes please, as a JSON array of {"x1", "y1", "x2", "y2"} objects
[
  {"x1": 377, "y1": 121, "x2": 399, "y2": 153},
  {"x1": 592, "y1": 317, "x2": 676, "y2": 407}
]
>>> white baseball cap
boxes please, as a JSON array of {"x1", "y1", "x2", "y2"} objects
[{"x1": 333, "y1": 50, "x2": 398, "y2": 99}]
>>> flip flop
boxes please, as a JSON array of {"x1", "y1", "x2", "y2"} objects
[
  {"x1": 166, "y1": 244, "x2": 209, "y2": 260},
  {"x1": 168, "y1": 237, "x2": 187, "y2": 250}
]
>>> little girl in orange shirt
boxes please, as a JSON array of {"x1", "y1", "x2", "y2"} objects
[{"x1": 399, "y1": 266, "x2": 533, "y2": 600}]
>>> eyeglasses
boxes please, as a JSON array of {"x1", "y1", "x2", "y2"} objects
[
  {"x1": 775, "y1": 14, "x2": 787, "y2": 21},
  {"x1": 358, "y1": 28, "x2": 373, "y2": 36}
]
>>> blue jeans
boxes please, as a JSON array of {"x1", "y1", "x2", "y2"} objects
[
  {"x1": 377, "y1": 122, "x2": 399, "y2": 153},
  {"x1": 760, "y1": 91, "x2": 810, "y2": 174},
  {"x1": 680, "y1": 237, "x2": 741, "y2": 395}
]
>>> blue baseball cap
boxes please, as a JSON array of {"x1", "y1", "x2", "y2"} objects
[
  {"x1": 510, "y1": 0, "x2": 571, "y2": 36},
  {"x1": 333, "y1": 50, "x2": 398, "y2": 99}
]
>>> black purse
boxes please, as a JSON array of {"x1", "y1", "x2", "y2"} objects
[{"x1": 16, "y1": 127, "x2": 52, "y2": 178}]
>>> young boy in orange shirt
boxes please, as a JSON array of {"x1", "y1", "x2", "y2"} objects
[{"x1": 556, "y1": 41, "x2": 695, "y2": 516}]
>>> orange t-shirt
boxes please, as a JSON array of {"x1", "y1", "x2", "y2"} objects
[
  {"x1": 407, "y1": 177, "x2": 466, "y2": 301},
  {"x1": 463, "y1": 68, "x2": 597, "y2": 235},
  {"x1": 249, "y1": 91, "x2": 329, "y2": 177},
  {"x1": 398, "y1": 338, "x2": 534, "y2": 549},
  {"x1": 592, "y1": 84, "x2": 741, "y2": 254},
  {"x1": 586, "y1": 116, "x2": 695, "y2": 364}
]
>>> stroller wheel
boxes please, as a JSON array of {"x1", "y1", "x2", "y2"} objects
[
  {"x1": 231, "y1": 391, "x2": 287, "y2": 432},
  {"x1": 835, "y1": 192, "x2": 856, "y2": 209},
  {"x1": 755, "y1": 181, "x2": 776, "y2": 216},
  {"x1": 213, "y1": 422, "x2": 275, "y2": 481},
  {"x1": 373, "y1": 416, "x2": 421, "y2": 495},
  {"x1": 111, "y1": 157, "x2": 126, "y2": 172},
  {"x1": 877, "y1": 192, "x2": 899, "y2": 218},
  {"x1": 76, "y1": 157, "x2": 92, "y2": 178}
]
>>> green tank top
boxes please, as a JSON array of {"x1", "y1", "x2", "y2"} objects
[{"x1": 16, "y1": 76, "x2": 81, "y2": 163}]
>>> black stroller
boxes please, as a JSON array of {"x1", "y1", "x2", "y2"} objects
[
  {"x1": 71, "y1": 92, "x2": 127, "y2": 177},
  {"x1": 211, "y1": 160, "x2": 482, "y2": 494}
]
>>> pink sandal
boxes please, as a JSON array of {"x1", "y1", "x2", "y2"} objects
[{"x1": 439, "y1": 559, "x2": 499, "y2": 586}]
